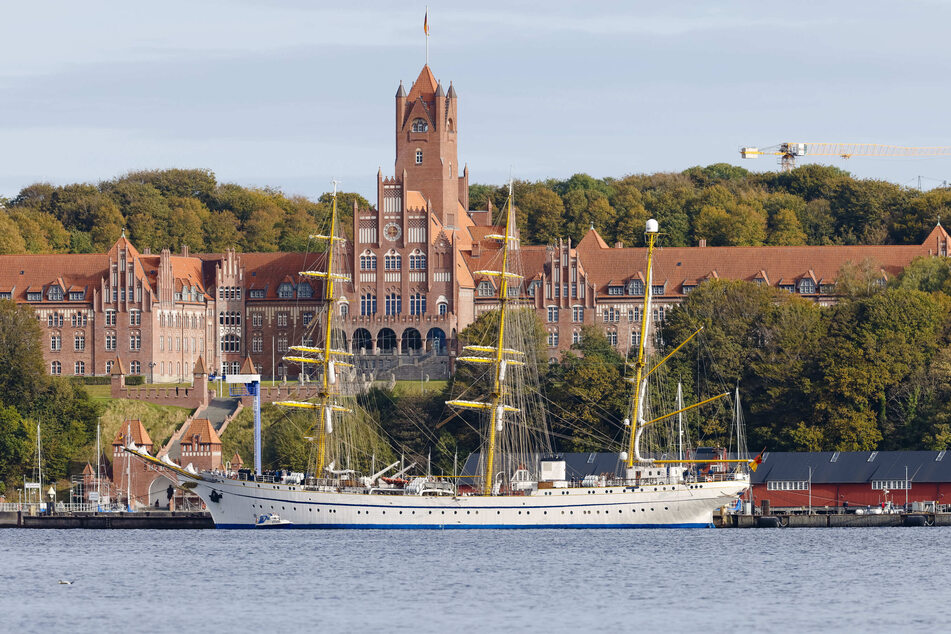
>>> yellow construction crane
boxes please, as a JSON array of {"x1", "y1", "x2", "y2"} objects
[{"x1": 740, "y1": 142, "x2": 951, "y2": 171}]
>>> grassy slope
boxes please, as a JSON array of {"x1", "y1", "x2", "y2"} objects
[{"x1": 97, "y1": 399, "x2": 193, "y2": 453}]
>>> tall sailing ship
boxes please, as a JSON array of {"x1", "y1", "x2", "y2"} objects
[{"x1": 127, "y1": 184, "x2": 752, "y2": 528}]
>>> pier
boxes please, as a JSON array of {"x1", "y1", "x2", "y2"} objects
[
  {"x1": 0, "y1": 510, "x2": 213, "y2": 529},
  {"x1": 715, "y1": 512, "x2": 951, "y2": 528}
]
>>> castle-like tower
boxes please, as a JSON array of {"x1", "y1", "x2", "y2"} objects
[
  {"x1": 394, "y1": 65, "x2": 468, "y2": 226},
  {"x1": 345, "y1": 64, "x2": 476, "y2": 367}
]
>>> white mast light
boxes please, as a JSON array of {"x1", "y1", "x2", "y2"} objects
[{"x1": 646, "y1": 219, "x2": 659, "y2": 234}]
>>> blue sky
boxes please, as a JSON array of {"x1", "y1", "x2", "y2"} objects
[{"x1": 2, "y1": 1, "x2": 950, "y2": 201}]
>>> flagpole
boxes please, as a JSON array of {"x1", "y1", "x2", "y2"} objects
[{"x1": 425, "y1": 7, "x2": 429, "y2": 66}]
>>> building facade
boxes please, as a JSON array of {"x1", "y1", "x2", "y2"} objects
[{"x1": 1, "y1": 61, "x2": 950, "y2": 377}]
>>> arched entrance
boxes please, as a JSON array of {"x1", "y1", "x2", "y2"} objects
[
  {"x1": 353, "y1": 328, "x2": 373, "y2": 353},
  {"x1": 427, "y1": 327, "x2": 447, "y2": 354},
  {"x1": 377, "y1": 328, "x2": 397, "y2": 353},
  {"x1": 148, "y1": 475, "x2": 175, "y2": 509},
  {"x1": 331, "y1": 328, "x2": 348, "y2": 351},
  {"x1": 401, "y1": 328, "x2": 422, "y2": 353}
]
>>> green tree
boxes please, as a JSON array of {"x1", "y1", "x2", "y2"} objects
[
  {"x1": 88, "y1": 199, "x2": 125, "y2": 250},
  {"x1": 204, "y1": 210, "x2": 241, "y2": 252},
  {"x1": 767, "y1": 207, "x2": 807, "y2": 245},
  {"x1": 0, "y1": 406, "x2": 33, "y2": 488},
  {"x1": 518, "y1": 186, "x2": 564, "y2": 244},
  {"x1": 0, "y1": 300, "x2": 46, "y2": 409},
  {"x1": 0, "y1": 211, "x2": 28, "y2": 254}
]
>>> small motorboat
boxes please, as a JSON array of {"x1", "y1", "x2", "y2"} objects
[{"x1": 254, "y1": 513, "x2": 292, "y2": 528}]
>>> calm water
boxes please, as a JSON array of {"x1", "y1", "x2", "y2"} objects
[{"x1": 2, "y1": 527, "x2": 948, "y2": 633}]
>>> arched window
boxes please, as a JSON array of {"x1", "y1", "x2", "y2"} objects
[
  {"x1": 409, "y1": 293, "x2": 426, "y2": 315},
  {"x1": 360, "y1": 294, "x2": 377, "y2": 316},
  {"x1": 384, "y1": 250, "x2": 402, "y2": 271},
  {"x1": 385, "y1": 293, "x2": 402, "y2": 316},
  {"x1": 415, "y1": 149, "x2": 423, "y2": 165},
  {"x1": 409, "y1": 249, "x2": 427, "y2": 270},
  {"x1": 411, "y1": 118, "x2": 428, "y2": 133},
  {"x1": 448, "y1": 118, "x2": 454, "y2": 133},
  {"x1": 438, "y1": 302, "x2": 448, "y2": 316},
  {"x1": 340, "y1": 302, "x2": 349, "y2": 317},
  {"x1": 360, "y1": 250, "x2": 377, "y2": 270}
]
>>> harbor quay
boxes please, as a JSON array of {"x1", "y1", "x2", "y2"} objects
[{"x1": 0, "y1": 509, "x2": 213, "y2": 529}]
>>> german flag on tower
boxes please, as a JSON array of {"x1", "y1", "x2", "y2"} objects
[{"x1": 424, "y1": 8, "x2": 429, "y2": 36}]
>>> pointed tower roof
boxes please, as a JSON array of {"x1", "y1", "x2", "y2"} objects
[
  {"x1": 447, "y1": 82, "x2": 457, "y2": 98},
  {"x1": 193, "y1": 355, "x2": 207, "y2": 375},
  {"x1": 231, "y1": 452, "x2": 244, "y2": 468},
  {"x1": 112, "y1": 420, "x2": 152, "y2": 447},
  {"x1": 82, "y1": 462, "x2": 94, "y2": 476},
  {"x1": 182, "y1": 418, "x2": 221, "y2": 445},
  {"x1": 111, "y1": 356, "x2": 126, "y2": 375},
  {"x1": 239, "y1": 355, "x2": 255, "y2": 375},
  {"x1": 435, "y1": 81, "x2": 445, "y2": 97},
  {"x1": 577, "y1": 227, "x2": 610, "y2": 251},
  {"x1": 406, "y1": 65, "x2": 439, "y2": 102},
  {"x1": 396, "y1": 81, "x2": 406, "y2": 98}
]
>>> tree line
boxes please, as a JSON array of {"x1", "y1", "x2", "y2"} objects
[{"x1": 2, "y1": 164, "x2": 951, "y2": 255}]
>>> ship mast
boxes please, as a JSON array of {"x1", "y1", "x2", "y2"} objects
[
  {"x1": 276, "y1": 181, "x2": 353, "y2": 476},
  {"x1": 624, "y1": 219, "x2": 659, "y2": 468},
  {"x1": 623, "y1": 219, "x2": 733, "y2": 471},
  {"x1": 448, "y1": 181, "x2": 524, "y2": 495}
]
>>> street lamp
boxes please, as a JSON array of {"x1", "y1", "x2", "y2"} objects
[{"x1": 148, "y1": 362, "x2": 156, "y2": 384}]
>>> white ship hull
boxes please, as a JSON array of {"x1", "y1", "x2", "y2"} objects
[{"x1": 189, "y1": 474, "x2": 748, "y2": 529}]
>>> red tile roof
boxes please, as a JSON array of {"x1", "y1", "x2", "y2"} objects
[
  {"x1": 574, "y1": 227, "x2": 943, "y2": 296},
  {"x1": 112, "y1": 420, "x2": 153, "y2": 447},
  {"x1": 0, "y1": 254, "x2": 106, "y2": 302},
  {"x1": 406, "y1": 65, "x2": 439, "y2": 103},
  {"x1": 181, "y1": 418, "x2": 221, "y2": 445}
]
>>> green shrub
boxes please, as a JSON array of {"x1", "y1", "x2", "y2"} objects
[{"x1": 125, "y1": 375, "x2": 145, "y2": 386}]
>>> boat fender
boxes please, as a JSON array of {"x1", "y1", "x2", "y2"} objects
[
  {"x1": 496, "y1": 405, "x2": 504, "y2": 431},
  {"x1": 757, "y1": 516, "x2": 781, "y2": 528},
  {"x1": 324, "y1": 407, "x2": 333, "y2": 434},
  {"x1": 619, "y1": 451, "x2": 628, "y2": 461},
  {"x1": 328, "y1": 360, "x2": 336, "y2": 384},
  {"x1": 903, "y1": 514, "x2": 927, "y2": 527},
  {"x1": 499, "y1": 360, "x2": 507, "y2": 382}
]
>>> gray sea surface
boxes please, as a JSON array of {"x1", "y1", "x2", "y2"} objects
[{"x1": 1, "y1": 527, "x2": 948, "y2": 633}]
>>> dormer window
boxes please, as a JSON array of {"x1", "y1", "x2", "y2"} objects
[
  {"x1": 68, "y1": 290, "x2": 84, "y2": 301},
  {"x1": 607, "y1": 285, "x2": 623, "y2": 296},
  {"x1": 411, "y1": 118, "x2": 428, "y2": 133},
  {"x1": 249, "y1": 289, "x2": 265, "y2": 299},
  {"x1": 297, "y1": 283, "x2": 313, "y2": 298},
  {"x1": 527, "y1": 281, "x2": 541, "y2": 297},
  {"x1": 652, "y1": 283, "x2": 666, "y2": 296},
  {"x1": 478, "y1": 281, "x2": 494, "y2": 297},
  {"x1": 277, "y1": 283, "x2": 294, "y2": 299},
  {"x1": 48, "y1": 285, "x2": 63, "y2": 301},
  {"x1": 415, "y1": 149, "x2": 423, "y2": 165},
  {"x1": 682, "y1": 284, "x2": 696, "y2": 294},
  {"x1": 820, "y1": 283, "x2": 836, "y2": 294},
  {"x1": 628, "y1": 280, "x2": 644, "y2": 295},
  {"x1": 798, "y1": 278, "x2": 816, "y2": 294},
  {"x1": 27, "y1": 291, "x2": 42, "y2": 301}
]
